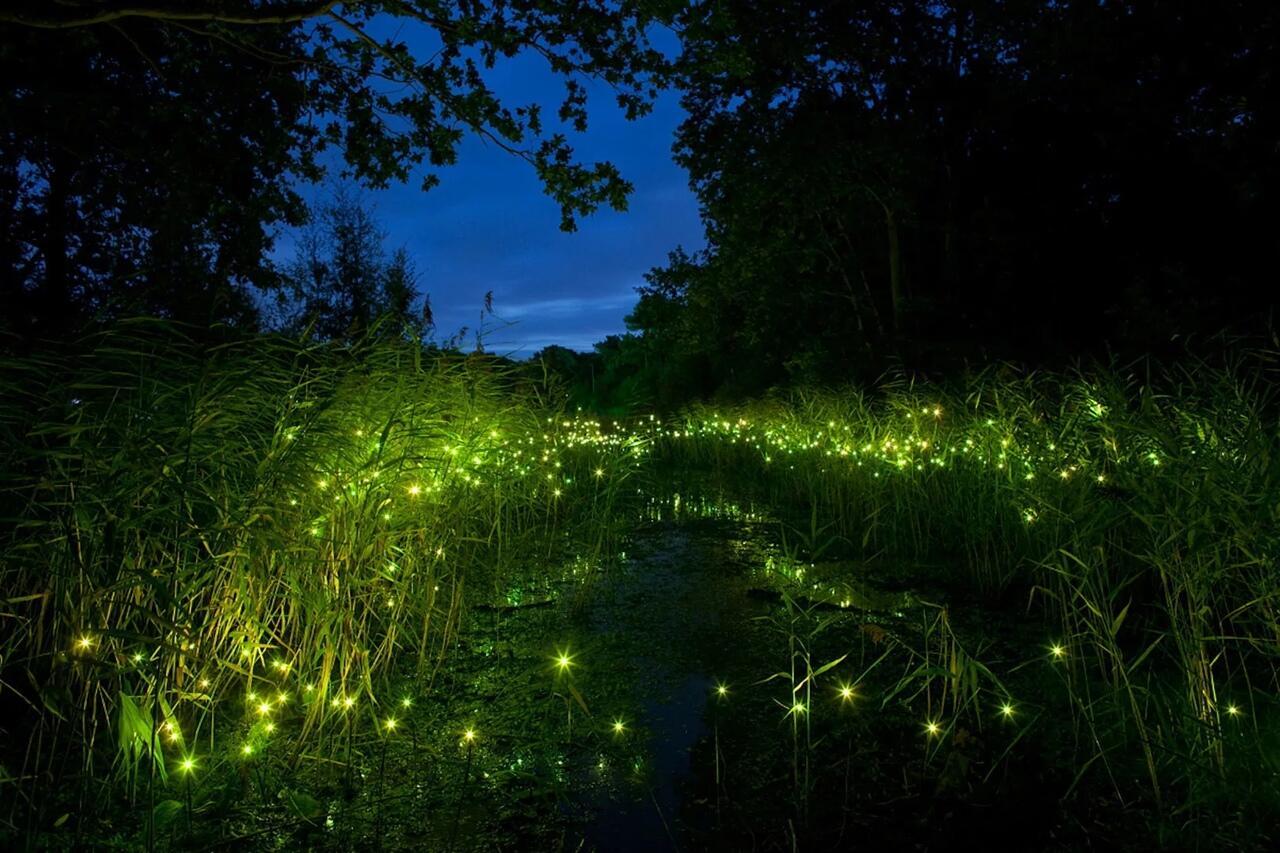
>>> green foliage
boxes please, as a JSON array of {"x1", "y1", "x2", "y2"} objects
[
  {"x1": 1, "y1": 1, "x2": 674, "y2": 335},
  {"x1": 632, "y1": 0, "x2": 1280, "y2": 391}
]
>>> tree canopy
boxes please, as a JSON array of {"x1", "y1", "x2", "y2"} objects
[
  {"x1": 1, "y1": 1, "x2": 672, "y2": 335},
  {"x1": 621, "y1": 0, "x2": 1280, "y2": 398}
]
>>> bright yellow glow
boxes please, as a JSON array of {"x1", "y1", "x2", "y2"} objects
[
  {"x1": 264, "y1": 722, "x2": 276, "y2": 733},
  {"x1": 999, "y1": 702, "x2": 1015, "y2": 719},
  {"x1": 242, "y1": 744, "x2": 253, "y2": 756},
  {"x1": 1050, "y1": 644, "x2": 1066, "y2": 659},
  {"x1": 75, "y1": 636, "x2": 94, "y2": 651},
  {"x1": 714, "y1": 682, "x2": 729, "y2": 698},
  {"x1": 554, "y1": 648, "x2": 575, "y2": 672},
  {"x1": 791, "y1": 702, "x2": 806, "y2": 716},
  {"x1": 257, "y1": 702, "x2": 272, "y2": 716},
  {"x1": 838, "y1": 683, "x2": 856, "y2": 702},
  {"x1": 179, "y1": 757, "x2": 196, "y2": 773},
  {"x1": 384, "y1": 717, "x2": 397, "y2": 731},
  {"x1": 401, "y1": 697, "x2": 413, "y2": 708},
  {"x1": 925, "y1": 720, "x2": 942, "y2": 736},
  {"x1": 611, "y1": 718, "x2": 626, "y2": 734},
  {"x1": 408, "y1": 484, "x2": 421, "y2": 496},
  {"x1": 1226, "y1": 704, "x2": 1241, "y2": 717},
  {"x1": 462, "y1": 728, "x2": 476, "y2": 743}
]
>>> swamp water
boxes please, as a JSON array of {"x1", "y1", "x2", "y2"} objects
[{"x1": 229, "y1": 496, "x2": 1099, "y2": 852}]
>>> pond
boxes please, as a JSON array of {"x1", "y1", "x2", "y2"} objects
[{"x1": 239, "y1": 501, "x2": 1114, "y2": 851}]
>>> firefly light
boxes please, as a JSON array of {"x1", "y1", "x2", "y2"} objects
[{"x1": 611, "y1": 718, "x2": 626, "y2": 735}]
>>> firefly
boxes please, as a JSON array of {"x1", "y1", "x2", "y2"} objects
[
  {"x1": 554, "y1": 648, "x2": 575, "y2": 672},
  {"x1": 714, "y1": 682, "x2": 729, "y2": 699},
  {"x1": 1050, "y1": 644, "x2": 1066, "y2": 660},
  {"x1": 384, "y1": 717, "x2": 398, "y2": 731},
  {"x1": 611, "y1": 718, "x2": 626, "y2": 735},
  {"x1": 462, "y1": 728, "x2": 476, "y2": 743},
  {"x1": 179, "y1": 756, "x2": 197, "y2": 773},
  {"x1": 924, "y1": 720, "x2": 942, "y2": 737},
  {"x1": 1226, "y1": 704, "x2": 1241, "y2": 717},
  {"x1": 837, "y1": 683, "x2": 856, "y2": 702},
  {"x1": 76, "y1": 636, "x2": 94, "y2": 651},
  {"x1": 999, "y1": 702, "x2": 1015, "y2": 719}
]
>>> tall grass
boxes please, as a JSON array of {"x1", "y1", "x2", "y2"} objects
[
  {"x1": 0, "y1": 320, "x2": 644, "y2": 840},
  {"x1": 653, "y1": 354, "x2": 1280, "y2": 829}
]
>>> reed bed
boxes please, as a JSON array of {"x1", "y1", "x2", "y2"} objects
[
  {"x1": 653, "y1": 356, "x2": 1280, "y2": 831},
  {"x1": 0, "y1": 321, "x2": 646, "y2": 841}
]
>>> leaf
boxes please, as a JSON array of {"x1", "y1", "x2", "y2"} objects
[
  {"x1": 567, "y1": 682, "x2": 592, "y2": 717},
  {"x1": 809, "y1": 653, "x2": 848, "y2": 680},
  {"x1": 1110, "y1": 600, "x2": 1131, "y2": 638},
  {"x1": 152, "y1": 800, "x2": 185, "y2": 830},
  {"x1": 282, "y1": 789, "x2": 324, "y2": 822}
]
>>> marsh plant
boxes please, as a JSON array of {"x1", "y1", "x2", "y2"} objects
[{"x1": 2, "y1": 324, "x2": 1279, "y2": 847}]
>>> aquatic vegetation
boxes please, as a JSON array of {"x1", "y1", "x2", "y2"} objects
[{"x1": 1, "y1": 329, "x2": 1278, "y2": 848}]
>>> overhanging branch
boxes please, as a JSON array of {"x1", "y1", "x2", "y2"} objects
[{"x1": 0, "y1": 1, "x2": 345, "y2": 29}]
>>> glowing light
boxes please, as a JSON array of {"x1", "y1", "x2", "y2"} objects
[
  {"x1": 384, "y1": 717, "x2": 398, "y2": 731},
  {"x1": 401, "y1": 697, "x2": 413, "y2": 708},
  {"x1": 837, "y1": 683, "x2": 856, "y2": 702},
  {"x1": 714, "y1": 682, "x2": 729, "y2": 699},
  {"x1": 241, "y1": 744, "x2": 254, "y2": 756},
  {"x1": 791, "y1": 702, "x2": 806, "y2": 716},
  {"x1": 999, "y1": 702, "x2": 1015, "y2": 719},
  {"x1": 1226, "y1": 704, "x2": 1241, "y2": 717},
  {"x1": 924, "y1": 720, "x2": 942, "y2": 737},
  {"x1": 594, "y1": 468, "x2": 605, "y2": 478},
  {"x1": 179, "y1": 756, "x2": 197, "y2": 773},
  {"x1": 257, "y1": 702, "x2": 272, "y2": 716},
  {"x1": 199, "y1": 678, "x2": 210, "y2": 689},
  {"x1": 408, "y1": 484, "x2": 421, "y2": 496},
  {"x1": 1050, "y1": 644, "x2": 1066, "y2": 660},
  {"x1": 462, "y1": 728, "x2": 476, "y2": 743},
  {"x1": 611, "y1": 718, "x2": 626, "y2": 735},
  {"x1": 264, "y1": 722, "x2": 276, "y2": 733},
  {"x1": 554, "y1": 648, "x2": 575, "y2": 672},
  {"x1": 75, "y1": 636, "x2": 94, "y2": 651}
]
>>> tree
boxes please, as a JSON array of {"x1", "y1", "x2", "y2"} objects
[
  {"x1": 635, "y1": 0, "x2": 1280, "y2": 396},
  {"x1": 0, "y1": 1, "x2": 672, "y2": 336},
  {"x1": 279, "y1": 188, "x2": 427, "y2": 340}
]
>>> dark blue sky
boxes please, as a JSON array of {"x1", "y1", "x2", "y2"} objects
[{"x1": 290, "y1": 27, "x2": 703, "y2": 357}]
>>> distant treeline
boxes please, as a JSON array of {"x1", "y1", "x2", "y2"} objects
[
  {"x1": 4, "y1": 2, "x2": 1278, "y2": 413},
  {"x1": 605, "y1": 1, "x2": 1280, "y2": 405}
]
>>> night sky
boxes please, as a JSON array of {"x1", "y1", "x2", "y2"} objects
[{"x1": 291, "y1": 26, "x2": 702, "y2": 357}]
